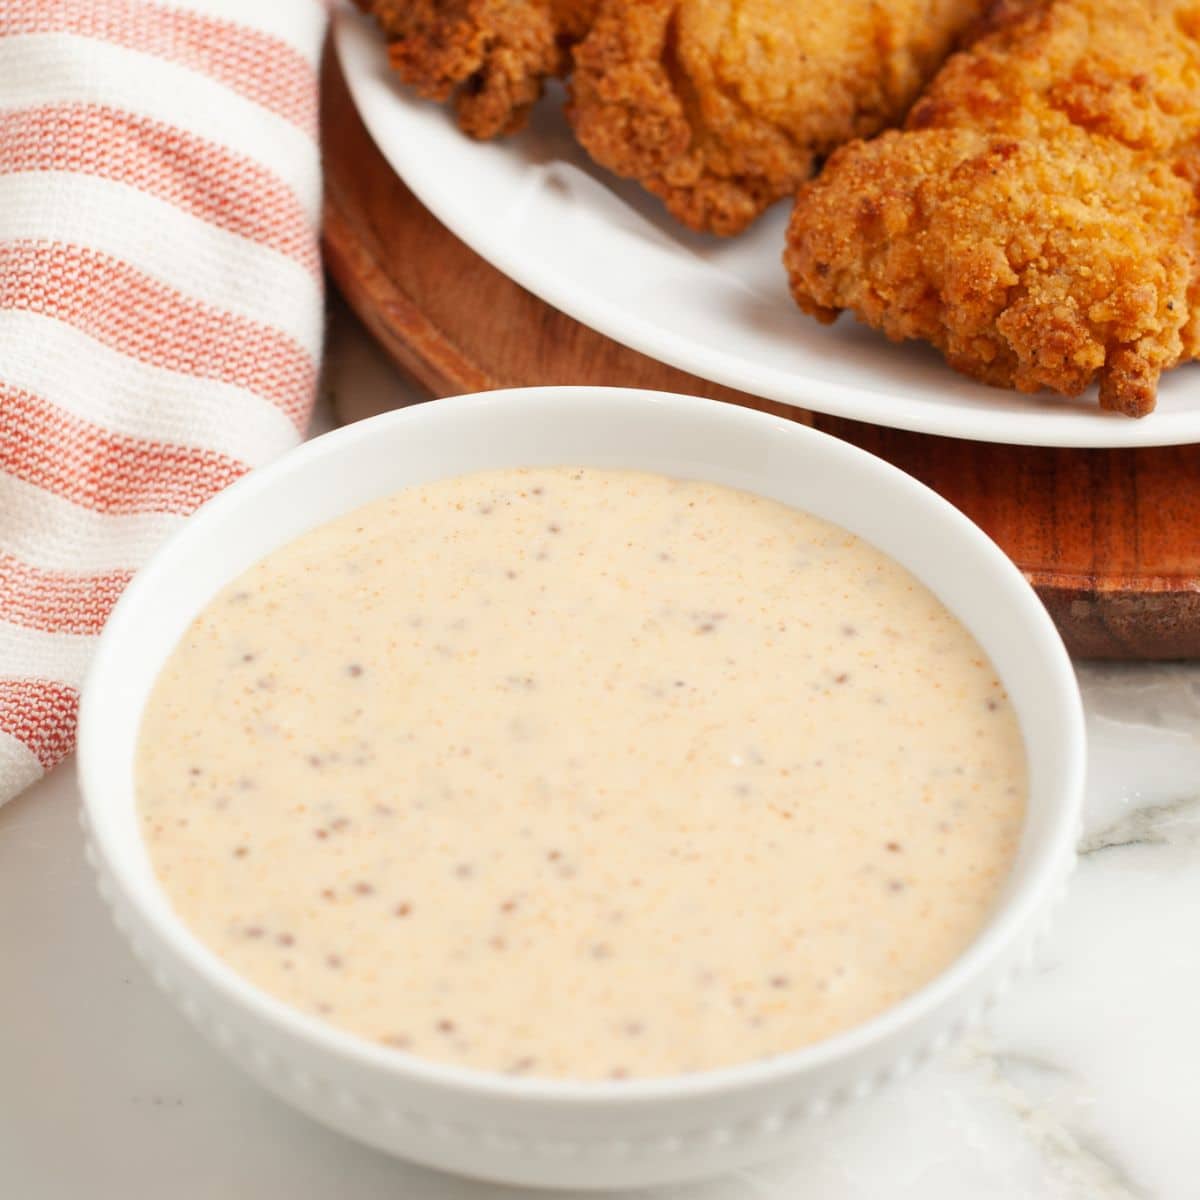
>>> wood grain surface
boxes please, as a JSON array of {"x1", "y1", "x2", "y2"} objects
[{"x1": 321, "y1": 50, "x2": 1200, "y2": 660}]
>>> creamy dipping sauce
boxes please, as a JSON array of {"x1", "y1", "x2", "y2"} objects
[{"x1": 137, "y1": 467, "x2": 1026, "y2": 1079}]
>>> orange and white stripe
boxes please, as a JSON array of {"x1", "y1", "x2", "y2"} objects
[{"x1": 0, "y1": 0, "x2": 327, "y2": 803}]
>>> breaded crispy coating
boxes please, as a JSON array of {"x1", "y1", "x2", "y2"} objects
[
  {"x1": 566, "y1": 0, "x2": 986, "y2": 235},
  {"x1": 358, "y1": 0, "x2": 598, "y2": 138},
  {"x1": 786, "y1": 0, "x2": 1200, "y2": 415}
]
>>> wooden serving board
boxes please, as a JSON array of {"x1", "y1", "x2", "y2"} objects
[{"x1": 320, "y1": 51, "x2": 1200, "y2": 660}]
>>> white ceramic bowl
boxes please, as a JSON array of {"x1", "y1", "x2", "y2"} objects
[{"x1": 78, "y1": 387, "x2": 1084, "y2": 1190}]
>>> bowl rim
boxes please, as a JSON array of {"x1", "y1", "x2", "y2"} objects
[{"x1": 78, "y1": 385, "x2": 1086, "y2": 1107}]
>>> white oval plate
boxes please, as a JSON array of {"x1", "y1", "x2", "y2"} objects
[{"x1": 335, "y1": 9, "x2": 1200, "y2": 448}]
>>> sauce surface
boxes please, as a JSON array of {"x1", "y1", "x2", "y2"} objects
[{"x1": 137, "y1": 467, "x2": 1026, "y2": 1079}]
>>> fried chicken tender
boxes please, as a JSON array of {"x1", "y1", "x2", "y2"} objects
[
  {"x1": 565, "y1": 0, "x2": 986, "y2": 235},
  {"x1": 358, "y1": 0, "x2": 598, "y2": 138},
  {"x1": 786, "y1": 0, "x2": 1200, "y2": 416}
]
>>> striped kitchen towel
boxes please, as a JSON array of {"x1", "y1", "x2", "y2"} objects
[{"x1": 0, "y1": 0, "x2": 328, "y2": 803}]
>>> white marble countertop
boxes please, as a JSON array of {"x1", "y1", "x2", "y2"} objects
[{"x1": 4, "y1": 304, "x2": 1199, "y2": 1200}]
